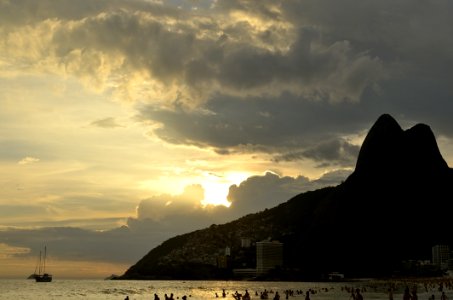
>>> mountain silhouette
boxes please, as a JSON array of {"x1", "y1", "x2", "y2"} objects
[
  {"x1": 121, "y1": 114, "x2": 453, "y2": 279},
  {"x1": 355, "y1": 113, "x2": 448, "y2": 176},
  {"x1": 303, "y1": 114, "x2": 453, "y2": 276}
]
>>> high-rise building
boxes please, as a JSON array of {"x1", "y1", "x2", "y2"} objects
[
  {"x1": 256, "y1": 240, "x2": 283, "y2": 275},
  {"x1": 432, "y1": 244, "x2": 450, "y2": 270}
]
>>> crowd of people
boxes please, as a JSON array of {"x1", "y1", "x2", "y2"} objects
[
  {"x1": 121, "y1": 278, "x2": 453, "y2": 300},
  {"x1": 217, "y1": 288, "x2": 314, "y2": 300}
]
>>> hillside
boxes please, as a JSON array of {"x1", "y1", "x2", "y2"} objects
[{"x1": 120, "y1": 114, "x2": 453, "y2": 279}]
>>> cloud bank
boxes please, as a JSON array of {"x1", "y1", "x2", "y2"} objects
[
  {"x1": 0, "y1": 169, "x2": 350, "y2": 264},
  {"x1": 3, "y1": 0, "x2": 450, "y2": 164}
]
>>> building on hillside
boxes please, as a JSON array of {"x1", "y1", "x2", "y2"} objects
[
  {"x1": 241, "y1": 237, "x2": 252, "y2": 248},
  {"x1": 217, "y1": 255, "x2": 230, "y2": 269},
  {"x1": 432, "y1": 244, "x2": 450, "y2": 270},
  {"x1": 256, "y1": 240, "x2": 283, "y2": 275}
]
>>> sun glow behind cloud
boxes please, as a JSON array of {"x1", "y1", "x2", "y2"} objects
[{"x1": 201, "y1": 172, "x2": 250, "y2": 207}]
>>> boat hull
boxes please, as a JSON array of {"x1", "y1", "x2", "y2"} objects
[{"x1": 35, "y1": 274, "x2": 52, "y2": 282}]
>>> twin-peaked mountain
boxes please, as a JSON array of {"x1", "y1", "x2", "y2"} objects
[{"x1": 121, "y1": 114, "x2": 453, "y2": 279}]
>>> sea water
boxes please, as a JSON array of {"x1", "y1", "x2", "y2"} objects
[{"x1": 0, "y1": 279, "x2": 452, "y2": 300}]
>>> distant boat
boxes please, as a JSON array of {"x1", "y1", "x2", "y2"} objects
[{"x1": 33, "y1": 246, "x2": 52, "y2": 282}]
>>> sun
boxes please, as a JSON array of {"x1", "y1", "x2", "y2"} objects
[
  {"x1": 202, "y1": 183, "x2": 230, "y2": 207},
  {"x1": 201, "y1": 172, "x2": 250, "y2": 207}
]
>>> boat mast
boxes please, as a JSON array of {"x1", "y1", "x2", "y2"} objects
[
  {"x1": 43, "y1": 246, "x2": 47, "y2": 274},
  {"x1": 38, "y1": 250, "x2": 42, "y2": 275},
  {"x1": 34, "y1": 250, "x2": 40, "y2": 275}
]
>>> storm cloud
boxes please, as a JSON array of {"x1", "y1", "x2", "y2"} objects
[{"x1": 2, "y1": 0, "x2": 452, "y2": 162}]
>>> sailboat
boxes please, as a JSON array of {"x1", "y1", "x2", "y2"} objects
[{"x1": 33, "y1": 246, "x2": 52, "y2": 282}]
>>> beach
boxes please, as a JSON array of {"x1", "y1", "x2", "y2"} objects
[{"x1": 1, "y1": 278, "x2": 453, "y2": 299}]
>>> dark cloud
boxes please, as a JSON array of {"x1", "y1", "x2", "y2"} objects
[
  {"x1": 311, "y1": 169, "x2": 352, "y2": 186},
  {"x1": 90, "y1": 117, "x2": 123, "y2": 128},
  {"x1": 0, "y1": 0, "x2": 178, "y2": 26},
  {"x1": 1, "y1": 0, "x2": 384, "y2": 103},
  {"x1": 1, "y1": 0, "x2": 452, "y2": 140},
  {"x1": 140, "y1": 95, "x2": 369, "y2": 167},
  {"x1": 213, "y1": 26, "x2": 383, "y2": 102},
  {"x1": 133, "y1": 0, "x2": 453, "y2": 150},
  {"x1": 281, "y1": 0, "x2": 453, "y2": 137},
  {"x1": 274, "y1": 139, "x2": 360, "y2": 167},
  {"x1": 227, "y1": 170, "x2": 351, "y2": 215},
  {"x1": 227, "y1": 172, "x2": 309, "y2": 214},
  {"x1": 4, "y1": 0, "x2": 451, "y2": 153}
]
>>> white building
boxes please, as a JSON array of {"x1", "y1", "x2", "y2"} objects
[{"x1": 256, "y1": 240, "x2": 283, "y2": 275}]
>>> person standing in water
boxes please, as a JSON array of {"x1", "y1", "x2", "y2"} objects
[
  {"x1": 403, "y1": 287, "x2": 411, "y2": 300},
  {"x1": 388, "y1": 288, "x2": 393, "y2": 300},
  {"x1": 355, "y1": 289, "x2": 363, "y2": 300}
]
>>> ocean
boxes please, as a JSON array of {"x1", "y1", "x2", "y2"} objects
[{"x1": 0, "y1": 279, "x2": 452, "y2": 299}]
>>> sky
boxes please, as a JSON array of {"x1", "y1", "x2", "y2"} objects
[{"x1": 1, "y1": 0, "x2": 453, "y2": 279}]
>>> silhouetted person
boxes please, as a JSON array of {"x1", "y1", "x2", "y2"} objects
[
  {"x1": 441, "y1": 292, "x2": 448, "y2": 300},
  {"x1": 305, "y1": 291, "x2": 310, "y2": 300},
  {"x1": 411, "y1": 289, "x2": 417, "y2": 300},
  {"x1": 124, "y1": 297, "x2": 129, "y2": 300},
  {"x1": 243, "y1": 290, "x2": 250, "y2": 300},
  {"x1": 403, "y1": 287, "x2": 411, "y2": 300},
  {"x1": 154, "y1": 294, "x2": 160, "y2": 300},
  {"x1": 273, "y1": 291, "x2": 280, "y2": 300},
  {"x1": 233, "y1": 291, "x2": 242, "y2": 300},
  {"x1": 388, "y1": 288, "x2": 393, "y2": 300},
  {"x1": 355, "y1": 289, "x2": 363, "y2": 300}
]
